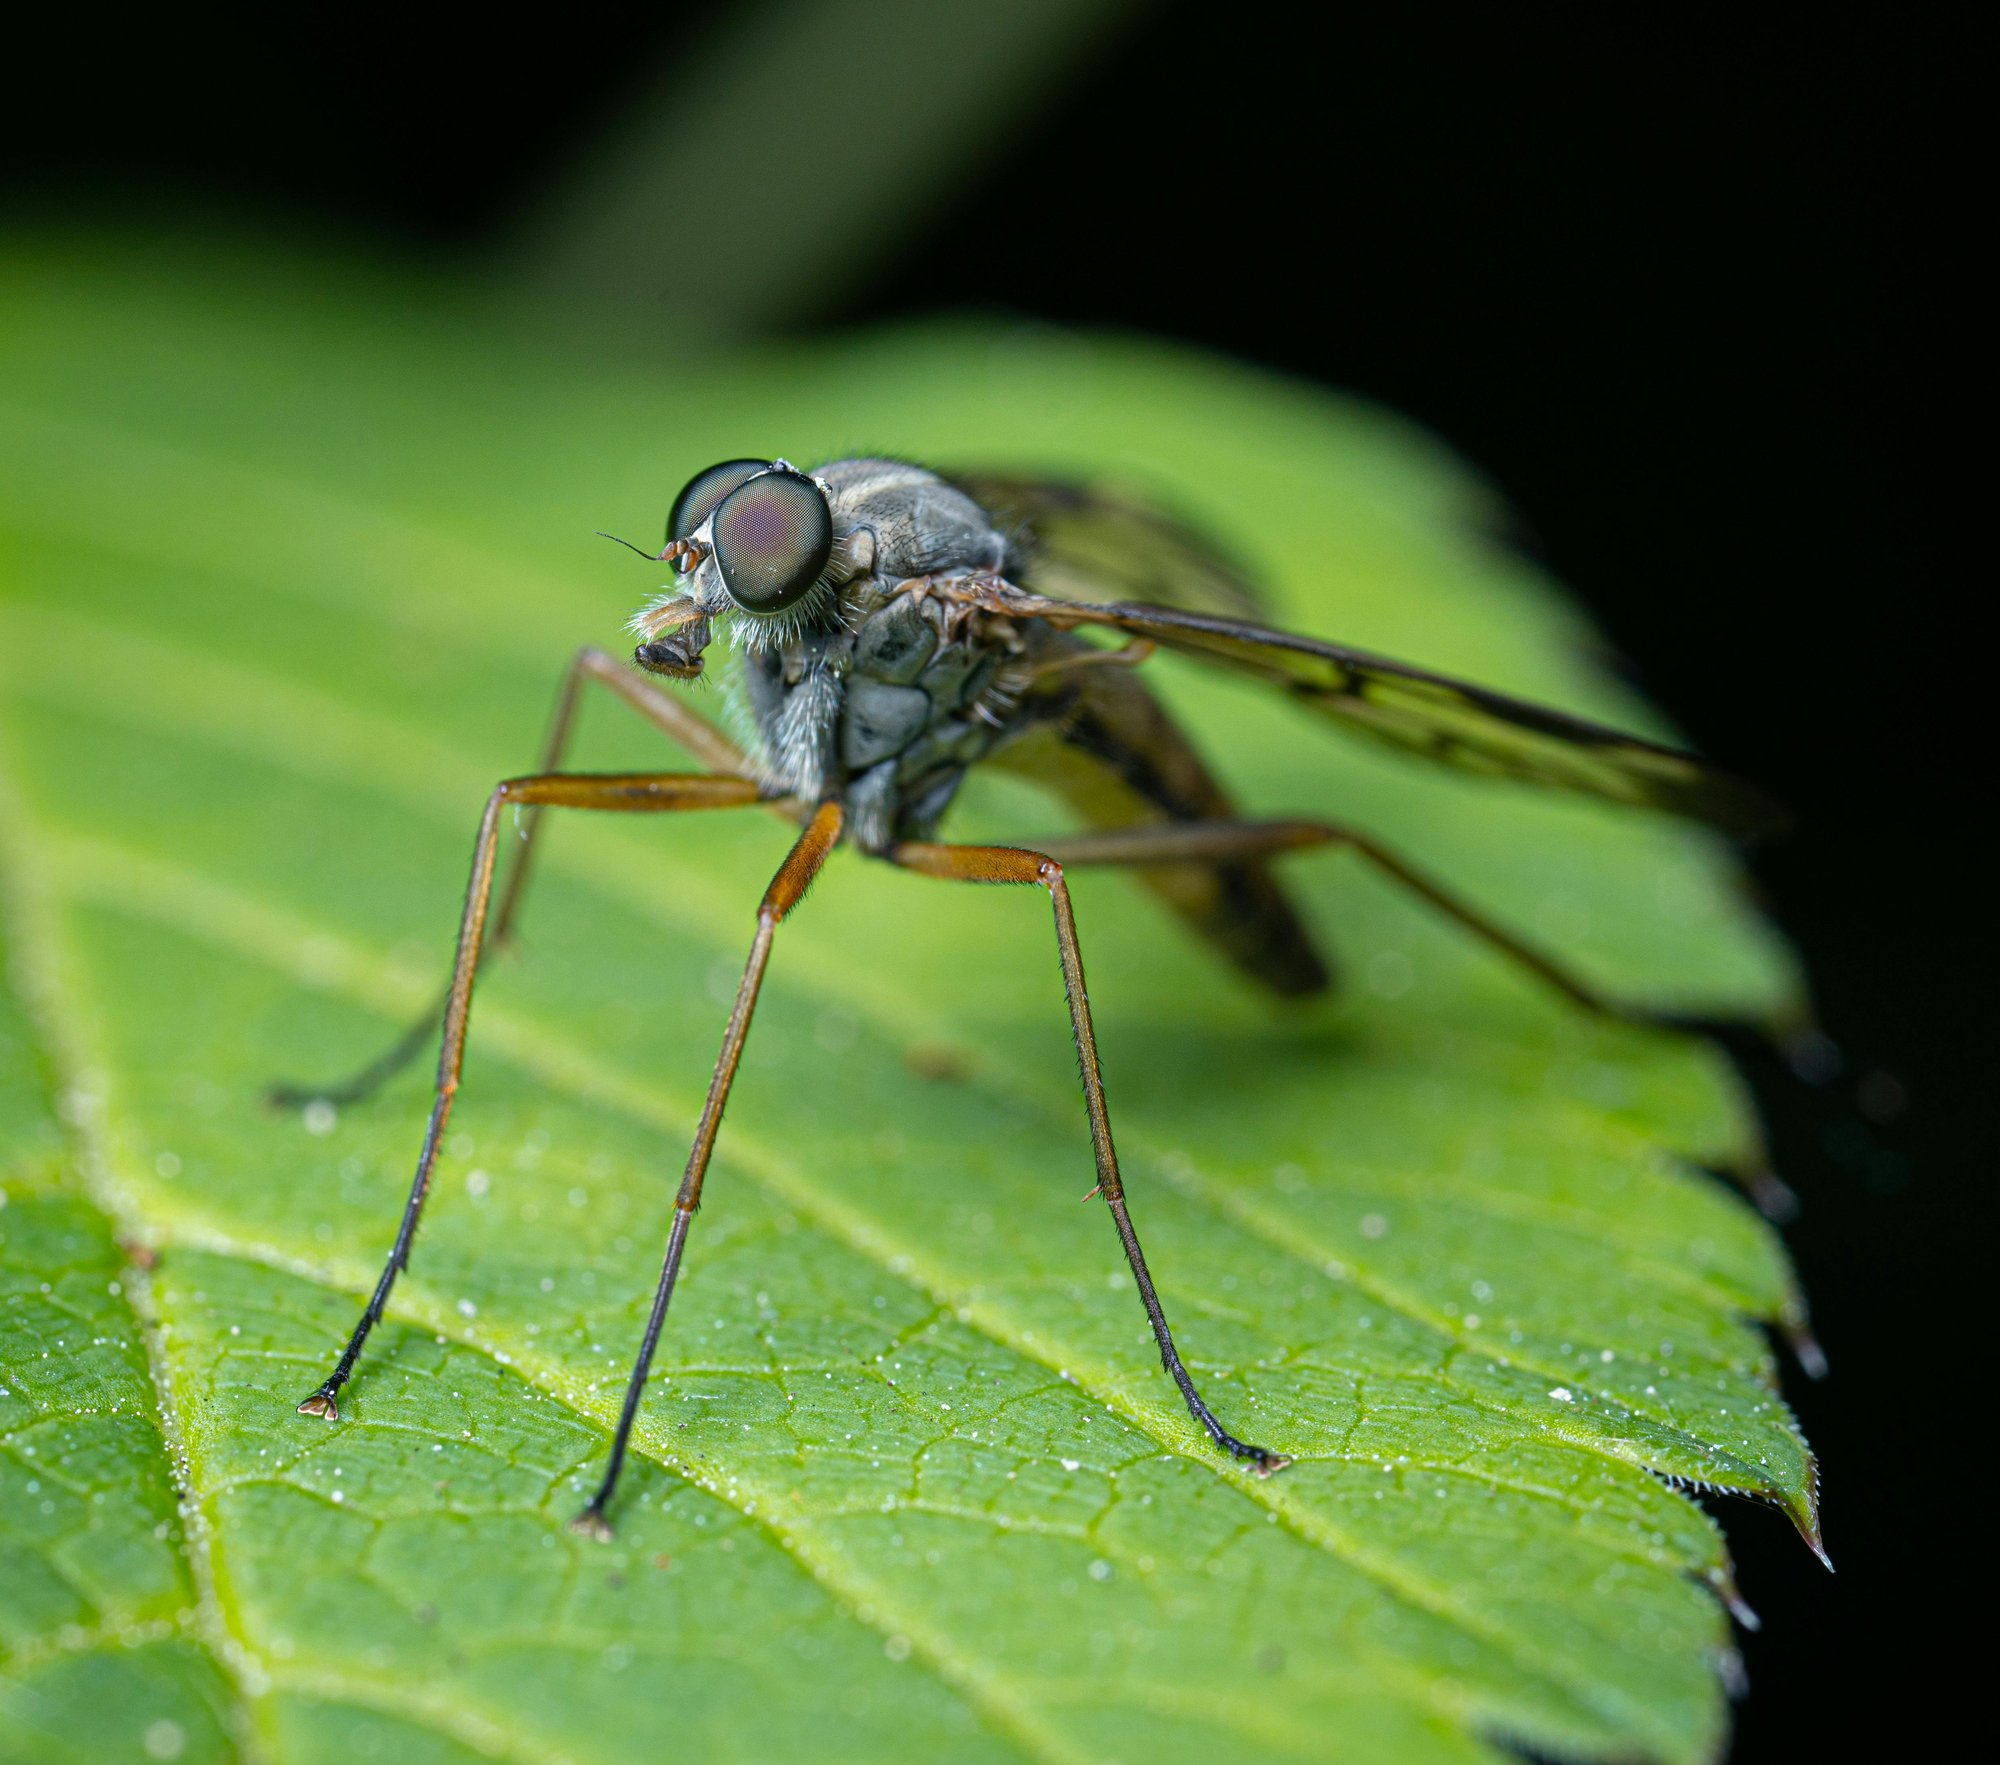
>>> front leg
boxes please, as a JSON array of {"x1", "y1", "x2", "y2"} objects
[
  {"x1": 294, "y1": 770, "x2": 763, "y2": 1421},
  {"x1": 269, "y1": 644, "x2": 778, "y2": 1111},
  {"x1": 572, "y1": 800, "x2": 847, "y2": 1538}
]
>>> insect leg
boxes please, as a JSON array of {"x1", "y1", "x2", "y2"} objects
[
  {"x1": 1007, "y1": 637, "x2": 1157, "y2": 686},
  {"x1": 269, "y1": 646, "x2": 773, "y2": 1109},
  {"x1": 295, "y1": 770, "x2": 763, "y2": 1423},
  {"x1": 1030, "y1": 815, "x2": 1853, "y2": 1218},
  {"x1": 486, "y1": 648, "x2": 773, "y2": 948},
  {"x1": 1034, "y1": 817, "x2": 1716, "y2": 1026},
  {"x1": 887, "y1": 839, "x2": 1288, "y2": 1475},
  {"x1": 573, "y1": 800, "x2": 844, "y2": 1539}
]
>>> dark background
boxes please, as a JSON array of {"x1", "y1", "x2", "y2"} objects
[{"x1": 4, "y1": 7, "x2": 1974, "y2": 1752}]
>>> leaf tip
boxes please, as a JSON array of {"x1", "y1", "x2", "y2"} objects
[
  {"x1": 1746, "y1": 1166, "x2": 1801, "y2": 1223},
  {"x1": 1705, "y1": 1566, "x2": 1760, "y2": 1632},
  {"x1": 1769, "y1": 1452, "x2": 1833, "y2": 1571},
  {"x1": 1717, "y1": 1644, "x2": 1750, "y2": 1702},
  {"x1": 1782, "y1": 1314, "x2": 1829, "y2": 1381},
  {"x1": 1793, "y1": 1495, "x2": 1834, "y2": 1573}
]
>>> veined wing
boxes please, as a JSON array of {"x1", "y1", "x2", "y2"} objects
[
  {"x1": 948, "y1": 580, "x2": 1785, "y2": 835},
  {"x1": 945, "y1": 469, "x2": 1267, "y2": 620},
  {"x1": 989, "y1": 635, "x2": 1331, "y2": 997}
]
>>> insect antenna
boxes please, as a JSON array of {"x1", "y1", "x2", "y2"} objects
[{"x1": 595, "y1": 529, "x2": 667, "y2": 561}]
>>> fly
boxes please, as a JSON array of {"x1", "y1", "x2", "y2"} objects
[{"x1": 275, "y1": 455, "x2": 1788, "y2": 1538}]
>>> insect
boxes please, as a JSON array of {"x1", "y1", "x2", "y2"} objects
[{"x1": 279, "y1": 455, "x2": 1782, "y2": 1539}]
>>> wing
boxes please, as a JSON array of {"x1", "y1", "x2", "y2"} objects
[
  {"x1": 989, "y1": 634, "x2": 1332, "y2": 997},
  {"x1": 947, "y1": 580, "x2": 1786, "y2": 835},
  {"x1": 944, "y1": 469, "x2": 1268, "y2": 620}
]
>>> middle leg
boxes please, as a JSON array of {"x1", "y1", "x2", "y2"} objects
[{"x1": 889, "y1": 839, "x2": 1288, "y2": 1475}]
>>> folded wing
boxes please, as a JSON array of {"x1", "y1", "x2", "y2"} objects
[
  {"x1": 945, "y1": 469, "x2": 1268, "y2": 621},
  {"x1": 954, "y1": 579, "x2": 1785, "y2": 835}
]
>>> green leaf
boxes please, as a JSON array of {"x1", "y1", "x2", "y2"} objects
[{"x1": 0, "y1": 237, "x2": 1817, "y2": 1765}]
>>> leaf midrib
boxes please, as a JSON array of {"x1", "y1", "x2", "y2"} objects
[{"x1": 0, "y1": 776, "x2": 271, "y2": 1761}]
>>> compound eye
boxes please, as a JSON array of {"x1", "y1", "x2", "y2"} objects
[
  {"x1": 710, "y1": 470, "x2": 834, "y2": 614},
  {"x1": 666, "y1": 458, "x2": 767, "y2": 546}
]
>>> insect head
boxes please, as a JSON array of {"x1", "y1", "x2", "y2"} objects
[{"x1": 626, "y1": 458, "x2": 843, "y2": 676}]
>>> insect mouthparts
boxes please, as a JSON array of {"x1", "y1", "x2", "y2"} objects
[{"x1": 634, "y1": 639, "x2": 705, "y2": 679}]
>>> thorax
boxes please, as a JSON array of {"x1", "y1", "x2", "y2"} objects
[{"x1": 732, "y1": 460, "x2": 1029, "y2": 850}]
